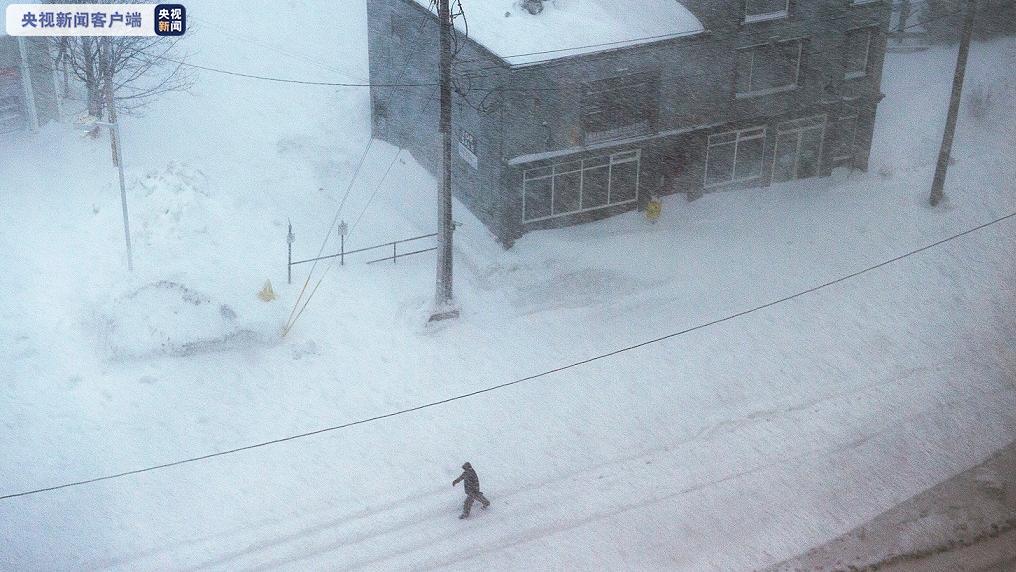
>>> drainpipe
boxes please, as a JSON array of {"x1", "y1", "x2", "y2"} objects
[{"x1": 17, "y1": 36, "x2": 40, "y2": 131}]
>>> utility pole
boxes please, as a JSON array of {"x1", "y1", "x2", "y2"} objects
[
  {"x1": 896, "y1": 0, "x2": 911, "y2": 36},
  {"x1": 929, "y1": 0, "x2": 977, "y2": 206},
  {"x1": 430, "y1": 0, "x2": 458, "y2": 322},
  {"x1": 104, "y1": 71, "x2": 134, "y2": 271}
]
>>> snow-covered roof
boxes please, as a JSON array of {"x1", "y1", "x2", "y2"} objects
[{"x1": 412, "y1": 0, "x2": 704, "y2": 66}]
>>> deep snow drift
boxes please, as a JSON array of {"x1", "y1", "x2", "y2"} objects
[{"x1": 0, "y1": 1, "x2": 1014, "y2": 570}]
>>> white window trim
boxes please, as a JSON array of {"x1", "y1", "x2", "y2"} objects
[
  {"x1": 851, "y1": 0, "x2": 881, "y2": 5},
  {"x1": 744, "y1": 0, "x2": 790, "y2": 23},
  {"x1": 736, "y1": 83, "x2": 798, "y2": 99},
  {"x1": 744, "y1": 10, "x2": 788, "y2": 23},
  {"x1": 704, "y1": 126, "x2": 768, "y2": 188},
  {"x1": 736, "y1": 39, "x2": 803, "y2": 98},
  {"x1": 844, "y1": 28, "x2": 873, "y2": 79},
  {"x1": 771, "y1": 114, "x2": 827, "y2": 182},
  {"x1": 522, "y1": 150, "x2": 641, "y2": 223}
]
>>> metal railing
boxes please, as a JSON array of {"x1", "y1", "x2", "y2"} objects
[{"x1": 287, "y1": 224, "x2": 437, "y2": 283}]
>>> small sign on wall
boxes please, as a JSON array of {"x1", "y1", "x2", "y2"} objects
[{"x1": 458, "y1": 129, "x2": 478, "y2": 170}]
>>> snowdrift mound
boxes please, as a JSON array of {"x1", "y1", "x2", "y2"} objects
[
  {"x1": 133, "y1": 162, "x2": 217, "y2": 249},
  {"x1": 97, "y1": 281, "x2": 275, "y2": 359}
]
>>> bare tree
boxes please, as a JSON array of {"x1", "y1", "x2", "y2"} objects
[{"x1": 54, "y1": 5, "x2": 193, "y2": 162}]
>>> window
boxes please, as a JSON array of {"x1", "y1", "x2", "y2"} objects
[
  {"x1": 736, "y1": 39, "x2": 803, "y2": 97},
  {"x1": 830, "y1": 115, "x2": 858, "y2": 161},
  {"x1": 523, "y1": 150, "x2": 640, "y2": 222},
  {"x1": 844, "y1": 28, "x2": 874, "y2": 79},
  {"x1": 582, "y1": 74, "x2": 656, "y2": 143},
  {"x1": 745, "y1": 0, "x2": 789, "y2": 22},
  {"x1": 705, "y1": 127, "x2": 766, "y2": 187},
  {"x1": 772, "y1": 115, "x2": 826, "y2": 182}
]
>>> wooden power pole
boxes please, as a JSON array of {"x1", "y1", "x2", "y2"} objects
[
  {"x1": 929, "y1": 0, "x2": 978, "y2": 206},
  {"x1": 431, "y1": 0, "x2": 458, "y2": 321}
]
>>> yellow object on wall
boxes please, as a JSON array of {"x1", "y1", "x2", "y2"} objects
[{"x1": 646, "y1": 197, "x2": 662, "y2": 223}]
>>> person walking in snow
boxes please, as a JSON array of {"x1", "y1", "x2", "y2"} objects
[{"x1": 452, "y1": 462, "x2": 490, "y2": 519}]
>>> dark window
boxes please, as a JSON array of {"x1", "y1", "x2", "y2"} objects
[
  {"x1": 705, "y1": 127, "x2": 766, "y2": 186},
  {"x1": 734, "y1": 136, "x2": 765, "y2": 180},
  {"x1": 522, "y1": 151, "x2": 640, "y2": 222},
  {"x1": 582, "y1": 74, "x2": 656, "y2": 142},
  {"x1": 553, "y1": 166, "x2": 582, "y2": 214},
  {"x1": 582, "y1": 164, "x2": 610, "y2": 209},
  {"x1": 705, "y1": 143, "x2": 736, "y2": 187},
  {"x1": 524, "y1": 175, "x2": 552, "y2": 220},
  {"x1": 772, "y1": 115, "x2": 826, "y2": 182},
  {"x1": 609, "y1": 159, "x2": 638, "y2": 203},
  {"x1": 736, "y1": 40, "x2": 802, "y2": 96},
  {"x1": 844, "y1": 28, "x2": 873, "y2": 78},
  {"x1": 830, "y1": 115, "x2": 858, "y2": 160}
]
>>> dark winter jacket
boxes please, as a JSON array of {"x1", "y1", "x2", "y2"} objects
[{"x1": 454, "y1": 466, "x2": 480, "y2": 493}]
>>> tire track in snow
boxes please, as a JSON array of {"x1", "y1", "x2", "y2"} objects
[{"x1": 190, "y1": 363, "x2": 999, "y2": 571}]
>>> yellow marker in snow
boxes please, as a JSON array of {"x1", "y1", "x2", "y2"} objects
[
  {"x1": 646, "y1": 196, "x2": 662, "y2": 223},
  {"x1": 258, "y1": 280, "x2": 277, "y2": 302}
]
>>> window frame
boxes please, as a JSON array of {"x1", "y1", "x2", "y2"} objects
[
  {"x1": 744, "y1": 0, "x2": 790, "y2": 23},
  {"x1": 843, "y1": 27, "x2": 875, "y2": 79},
  {"x1": 771, "y1": 114, "x2": 828, "y2": 182},
  {"x1": 735, "y1": 38, "x2": 804, "y2": 99},
  {"x1": 522, "y1": 150, "x2": 641, "y2": 223},
  {"x1": 704, "y1": 126, "x2": 768, "y2": 188}
]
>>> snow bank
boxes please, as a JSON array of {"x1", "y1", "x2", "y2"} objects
[
  {"x1": 95, "y1": 281, "x2": 275, "y2": 359},
  {"x1": 133, "y1": 162, "x2": 214, "y2": 247}
]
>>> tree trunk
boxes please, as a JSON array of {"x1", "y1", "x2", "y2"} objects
[
  {"x1": 80, "y1": 38, "x2": 104, "y2": 121},
  {"x1": 100, "y1": 38, "x2": 119, "y2": 166}
]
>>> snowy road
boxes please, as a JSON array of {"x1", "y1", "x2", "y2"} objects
[{"x1": 60, "y1": 213, "x2": 1014, "y2": 569}]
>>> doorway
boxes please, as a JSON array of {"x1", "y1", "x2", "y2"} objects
[{"x1": 772, "y1": 115, "x2": 826, "y2": 183}]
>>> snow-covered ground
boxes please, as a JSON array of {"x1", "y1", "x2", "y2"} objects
[
  {"x1": 771, "y1": 441, "x2": 1016, "y2": 571},
  {"x1": 1, "y1": 2, "x2": 1014, "y2": 569}
]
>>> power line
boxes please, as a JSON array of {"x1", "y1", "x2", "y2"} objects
[
  {"x1": 282, "y1": 150, "x2": 404, "y2": 336},
  {"x1": 2, "y1": 211, "x2": 1012, "y2": 502},
  {"x1": 152, "y1": 55, "x2": 439, "y2": 88},
  {"x1": 95, "y1": 7, "x2": 960, "y2": 94},
  {"x1": 283, "y1": 13, "x2": 437, "y2": 334}
]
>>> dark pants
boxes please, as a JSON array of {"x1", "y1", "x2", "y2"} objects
[{"x1": 462, "y1": 491, "x2": 490, "y2": 515}]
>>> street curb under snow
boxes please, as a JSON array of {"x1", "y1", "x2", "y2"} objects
[{"x1": 768, "y1": 440, "x2": 1016, "y2": 572}]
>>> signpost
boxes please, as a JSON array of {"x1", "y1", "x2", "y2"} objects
[
  {"x1": 338, "y1": 220, "x2": 348, "y2": 266},
  {"x1": 76, "y1": 112, "x2": 133, "y2": 271}
]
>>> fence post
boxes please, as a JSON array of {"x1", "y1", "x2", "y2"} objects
[
  {"x1": 338, "y1": 220, "x2": 347, "y2": 266},
  {"x1": 287, "y1": 221, "x2": 294, "y2": 284}
]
